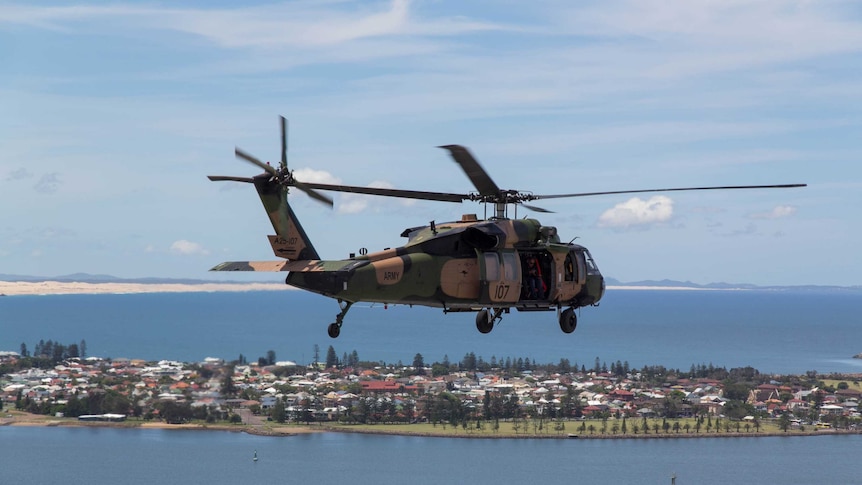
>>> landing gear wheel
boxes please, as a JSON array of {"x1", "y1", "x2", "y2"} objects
[
  {"x1": 559, "y1": 308, "x2": 577, "y2": 334},
  {"x1": 327, "y1": 323, "x2": 341, "y2": 339},
  {"x1": 476, "y1": 309, "x2": 494, "y2": 334}
]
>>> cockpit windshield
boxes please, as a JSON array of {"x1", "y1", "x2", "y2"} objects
[{"x1": 584, "y1": 249, "x2": 601, "y2": 275}]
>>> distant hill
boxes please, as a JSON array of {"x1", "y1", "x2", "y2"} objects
[{"x1": 604, "y1": 277, "x2": 861, "y2": 292}]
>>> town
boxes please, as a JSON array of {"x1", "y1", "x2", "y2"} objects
[{"x1": 2, "y1": 340, "x2": 861, "y2": 437}]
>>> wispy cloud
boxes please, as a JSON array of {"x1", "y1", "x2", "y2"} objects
[
  {"x1": 33, "y1": 173, "x2": 61, "y2": 194},
  {"x1": 4, "y1": 168, "x2": 32, "y2": 181},
  {"x1": 749, "y1": 205, "x2": 798, "y2": 220}
]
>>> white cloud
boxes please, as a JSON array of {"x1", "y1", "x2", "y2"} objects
[
  {"x1": 338, "y1": 180, "x2": 406, "y2": 215},
  {"x1": 293, "y1": 168, "x2": 340, "y2": 185},
  {"x1": 597, "y1": 196, "x2": 674, "y2": 228},
  {"x1": 749, "y1": 205, "x2": 798, "y2": 220},
  {"x1": 290, "y1": 169, "x2": 406, "y2": 214},
  {"x1": 170, "y1": 240, "x2": 209, "y2": 256}
]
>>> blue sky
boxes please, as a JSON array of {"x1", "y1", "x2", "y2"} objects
[{"x1": 1, "y1": 0, "x2": 859, "y2": 286}]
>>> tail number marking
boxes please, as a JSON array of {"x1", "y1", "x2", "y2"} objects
[
  {"x1": 494, "y1": 284, "x2": 510, "y2": 300},
  {"x1": 276, "y1": 236, "x2": 299, "y2": 246}
]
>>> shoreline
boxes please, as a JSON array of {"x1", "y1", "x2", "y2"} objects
[
  {"x1": 3, "y1": 413, "x2": 857, "y2": 440},
  {"x1": 0, "y1": 281, "x2": 290, "y2": 296},
  {"x1": 0, "y1": 281, "x2": 751, "y2": 297}
]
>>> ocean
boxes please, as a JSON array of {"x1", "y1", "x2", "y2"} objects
[
  {"x1": 1, "y1": 426, "x2": 860, "y2": 484},
  {"x1": 1, "y1": 288, "x2": 861, "y2": 374},
  {"x1": 3, "y1": 288, "x2": 862, "y2": 483}
]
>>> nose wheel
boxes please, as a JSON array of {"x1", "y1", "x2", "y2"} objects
[{"x1": 559, "y1": 307, "x2": 577, "y2": 333}]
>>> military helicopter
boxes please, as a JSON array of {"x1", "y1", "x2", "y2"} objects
[{"x1": 208, "y1": 117, "x2": 805, "y2": 338}]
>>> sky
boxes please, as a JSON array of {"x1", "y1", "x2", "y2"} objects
[{"x1": 1, "y1": 0, "x2": 860, "y2": 286}]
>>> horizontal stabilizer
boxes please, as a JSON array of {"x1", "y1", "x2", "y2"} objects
[{"x1": 210, "y1": 261, "x2": 290, "y2": 272}]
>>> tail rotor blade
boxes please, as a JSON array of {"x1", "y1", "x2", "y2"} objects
[
  {"x1": 294, "y1": 180, "x2": 334, "y2": 207},
  {"x1": 236, "y1": 147, "x2": 278, "y2": 177}
]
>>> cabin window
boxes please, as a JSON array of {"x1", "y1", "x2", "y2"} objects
[
  {"x1": 484, "y1": 253, "x2": 500, "y2": 281},
  {"x1": 501, "y1": 252, "x2": 518, "y2": 281}
]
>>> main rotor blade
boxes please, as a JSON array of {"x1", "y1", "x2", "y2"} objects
[
  {"x1": 439, "y1": 145, "x2": 501, "y2": 197},
  {"x1": 208, "y1": 175, "x2": 254, "y2": 183},
  {"x1": 235, "y1": 147, "x2": 278, "y2": 177},
  {"x1": 299, "y1": 181, "x2": 466, "y2": 203},
  {"x1": 531, "y1": 184, "x2": 807, "y2": 200},
  {"x1": 521, "y1": 203, "x2": 554, "y2": 213},
  {"x1": 280, "y1": 116, "x2": 287, "y2": 171}
]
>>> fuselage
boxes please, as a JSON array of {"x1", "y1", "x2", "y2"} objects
[{"x1": 285, "y1": 216, "x2": 605, "y2": 311}]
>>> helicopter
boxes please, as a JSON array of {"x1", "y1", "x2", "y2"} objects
[{"x1": 208, "y1": 117, "x2": 806, "y2": 339}]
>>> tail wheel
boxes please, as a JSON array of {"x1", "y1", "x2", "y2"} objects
[
  {"x1": 327, "y1": 323, "x2": 341, "y2": 339},
  {"x1": 476, "y1": 309, "x2": 494, "y2": 334},
  {"x1": 559, "y1": 308, "x2": 577, "y2": 334}
]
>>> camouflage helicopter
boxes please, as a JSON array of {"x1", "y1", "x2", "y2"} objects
[{"x1": 208, "y1": 117, "x2": 805, "y2": 338}]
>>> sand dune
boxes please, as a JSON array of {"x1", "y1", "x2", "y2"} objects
[{"x1": 0, "y1": 281, "x2": 290, "y2": 296}]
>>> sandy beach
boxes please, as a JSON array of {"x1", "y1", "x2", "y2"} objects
[{"x1": 0, "y1": 281, "x2": 291, "y2": 296}]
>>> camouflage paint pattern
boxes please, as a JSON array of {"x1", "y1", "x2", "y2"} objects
[{"x1": 212, "y1": 176, "x2": 605, "y2": 310}]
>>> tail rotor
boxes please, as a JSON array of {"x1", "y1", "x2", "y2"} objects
[{"x1": 209, "y1": 116, "x2": 334, "y2": 208}]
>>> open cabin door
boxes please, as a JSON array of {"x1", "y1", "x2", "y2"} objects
[{"x1": 477, "y1": 249, "x2": 520, "y2": 305}]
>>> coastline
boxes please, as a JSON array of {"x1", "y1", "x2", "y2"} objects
[
  {"x1": 0, "y1": 281, "x2": 290, "y2": 296},
  {"x1": 3, "y1": 412, "x2": 857, "y2": 440},
  {"x1": 0, "y1": 281, "x2": 717, "y2": 297}
]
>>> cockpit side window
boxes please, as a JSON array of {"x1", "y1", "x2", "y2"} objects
[{"x1": 564, "y1": 253, "x2": 576, "y2": 282}]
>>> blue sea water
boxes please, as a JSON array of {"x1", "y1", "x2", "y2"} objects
[
  {"x1": 2, "y1": 288, "x2": 861, "y2": 374},
  {"x1": 0, "y1": 426, "x2": 859, "y2": 484},
  {"x1": 3, "y1": 290, "x2": 862, "y2": 483}
]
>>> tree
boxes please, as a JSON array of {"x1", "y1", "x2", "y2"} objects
[
  {"x1": 779, "y1": 413, "x2": 792, "y2": 432},
  {"x1": 222, "y1": 366, "x2": 237, "y2": 397},
  {"x1": 272, "y1": 398, "x2": 286, "y2": 423},
  {"x1": 413, "y1": 353, "x2": 425, "y2": 369},
  {"x1": 325, "y1": 346, "x2": 339, "y2": 368},
  {"x1": 19, "y1": 342, "x2": 28, "y2": 357},
  {"x1": 79, "y1": 339, "x2": 87, "y2": 358},
  {"x1": 266, "y1": 350, "x2": 276, "y2": 366},
  {"x1": 313, "y1": 344, "x2": 320, "y2": 365},
  {"x1": 158, "y1": 401, "x2": 193, "y2": 424}
]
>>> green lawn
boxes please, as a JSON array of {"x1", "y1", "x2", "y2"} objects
[{"x1": 321, "y1": 417, "x2": 801, "y2": 438}]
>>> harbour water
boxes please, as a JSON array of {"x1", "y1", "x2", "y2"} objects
[
  {"x1": 2, "y1": 288, "x2": 861, "y2": 374},
  {"x1": 3, "y1": 289, "x2": 862, "y2": 483},
  {"x1": 0, "y1": 426, "x2": 859, "y2": 484}
]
